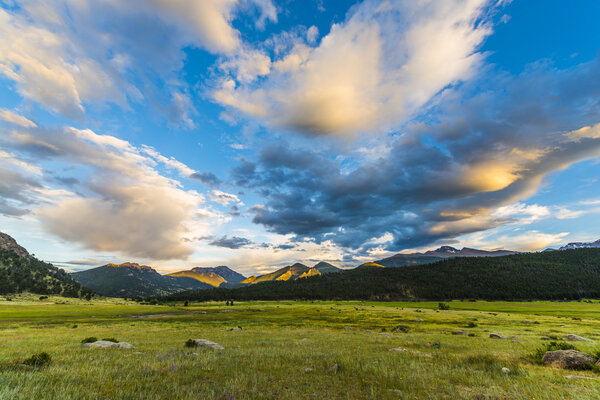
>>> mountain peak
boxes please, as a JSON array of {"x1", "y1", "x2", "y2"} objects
[
  {"x1": 0, "y1": 232, "x2": 30, "y2": 258},
  {"x1": 559, "y1": 239, "x2": 600, "y2": 251},
  {"x1": 106, "y1": 262, "x2": 154, "y2": 271}
]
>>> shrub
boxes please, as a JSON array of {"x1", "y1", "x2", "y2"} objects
[
  {"x1": 81, "y1": 337, "x2": 98, "y2": 344},
  {"x1": 184, "y1": 339, "x2": 196, "y2": 348},
  {"x1": 438, "y1": 303, "x2": 450, "y2": 310},
  {"x1": 534, "y1": 341, "x2": 577, "y2": 364},
  {"x1": 465, "y1": 321, "x2": 478, "y2": 328},
  {"x1": 23, "y1": 352, "x2": 51, "y2": 367},
  {"x1": 102, "y1": 338, "x2": 118, "y2": 343}
]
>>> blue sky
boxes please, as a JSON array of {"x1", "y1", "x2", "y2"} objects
[{"x1": 0, "y1": 0, "x2": 599, "y2": 275}]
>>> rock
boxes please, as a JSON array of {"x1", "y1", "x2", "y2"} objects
[
  {"x1": 523, "y1": 320, "x2": 534, "y2": 323},
  {"x1": 229, "y1": 326, "x2": 242, "y2": 332},
  {"x1": 186, "y1": 339, "x2": 224, "y2": 350},
  {"x1": 303, "y1": 367, "x2": 313, "y2": 372},
  {"x1": 452, "y1": 331, "x2": 468, "y2": 335},
  {"x1": 565, "y1": 375, "x2": 595, "y2": 380},
  {"x1": 542, "y1": 350, "x2": 597, "y2": 370},
  {"x1": 343, "y1": 326, "x2": 354, "y2": 330},
  {"x1": 540, "y1": 337, "x2": 551, "y2": 340},
  {"x1": 413, "y1": 319, "x2": 424, "y2": 322},
  {"x1": 489, "y1": 333, "x2": 507, "y2": 339},
  {"x1": 501, "y1": 367, "x2": 510, "y2": 374},
  {"x1": 81, "y1": 340, "x2": 133, "y2": 349},
  {"x1": 388, "y1": 347, "x2": 408, "y2": 353},
  {"x1": 392, "y1": 324, "x2": 410, "y2": 333},
  {"x1": 378, "y1": 333, "x2": 391, "y2": 337},
  {"x1": 329, "y1": 363, "x2": 340, "y2": 372},
  {"x1": 565, "y1": 334, "x2": 593, "y2": 342}
]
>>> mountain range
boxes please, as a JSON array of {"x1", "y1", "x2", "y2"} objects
[
  {"x1": 71, "y1": 263, "x2": 214, "y2": 298},
  {"x1": 367, "y1": 246, "x2": 519, "y2": 268},
  {"x1": 3, "y1": 230, "x2": 600, "y2": 299},
  {"x1": 559, "y1": 239, "x2": 600, "y2": 250}
]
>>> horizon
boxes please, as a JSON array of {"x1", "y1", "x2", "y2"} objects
[{"x1": 1, "y1": 0, "x2": 600, "y2": 277}]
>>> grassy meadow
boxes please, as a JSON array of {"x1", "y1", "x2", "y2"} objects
[{"x1": 1, "y1": 296, "x2": 600, "y2": 399}]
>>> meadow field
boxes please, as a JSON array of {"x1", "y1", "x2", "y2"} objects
[{"x1": 1, "y1": 296, "x2": 599, "y2": 399}]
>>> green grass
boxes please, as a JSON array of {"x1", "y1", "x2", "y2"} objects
[{"x1": 1, "y1": 297, "x2": 600, "y2": 399}]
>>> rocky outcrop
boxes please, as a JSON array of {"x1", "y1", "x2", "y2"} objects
[{"x1": 0, "y1": 232, "x2": 29, "y2": 258}]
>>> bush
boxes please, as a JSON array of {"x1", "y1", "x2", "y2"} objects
[
  {"x1": 438, "y1": 302, "x2": 450, "y2": 310},
  {"x1": 81, "y1": 337, "x2": 98, "y2": 344},
  {"x1": 184, "y1": 339, "x2": 195, "y2": 348},
  {"x1": 465, "y1": 321, "x2": 478, "y2": 328},
  {"x1": 102, "y1": 338, "x2": 118, "y2": 343},
  {"x1": 534, "y1": 341, "x2": 577, "y2": 364},
  {"x1": 23, "y1": 352, "x2": 51, "y2": 367}
]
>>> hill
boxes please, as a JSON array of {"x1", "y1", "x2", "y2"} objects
[
  {"x1": 165, "y1": 266, "x2": 246, "y2": 287},
  {"x1": 373, "y1": 245, "x2": 519, "y2": 267},
  {"x1": 0, "y1": 233, "x2": 93, "y2": 298},
  {"x1": 71, "y1": 263, "x2": 212, "y2": 298},
  {"x1": 162, "y1": 248, "x2": 600, "y2": 302}
]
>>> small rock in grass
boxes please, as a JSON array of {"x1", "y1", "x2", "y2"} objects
[
  {"x1": 81, "y1": 340, "x2": 133, "y2": 349},
  {"x1": 228, "y1": 326, "x2": 242, "y2": 332},
  {"x1": 329, "y1": 363, "x2": 340, "y2": 372},
  {"x1": 186, "y1": 339, "x2": 224, "y2": 350},
  {"x1": 489, "y1": 333, "x2": 507, "y2": 339},
  {"x1": 565, "y1": 334, "x2": 593, "y2": 342},
  {"x1": 413, "y1": 319, "x2": 424, "y2": 322},
  {"x1": 540, "y1": 337, "x2": 551, "y2": 340},
  {"x1": 452, "y1": 331, "x2": 468, "y2": 336},
  {"x1": 542, "y1": 350, "x2": 597, "y2": 370},
  {"x1": 388, "y1": 347, "x2": 408, "y2": 353},
  {"x1": 343, "y1": 326, "x2": 354, "y2": 330},
  {"x1": 565, "y1": 375, "x2": 595, "y2": 380},
  {"x1": 501, "y1": 367, "x2": 510, "y2": 374},
  {"x1": 303, "y1": 367, "x2": 313, "y2": 372},
  {"x1": 378, "y1": 333, "x2": 391, "y2": 337}
]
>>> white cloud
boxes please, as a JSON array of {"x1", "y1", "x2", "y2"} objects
[
  {"x1": 0, "y1": 0, "x2": 276, "y2": 122},
  {"x1": 306, "y1": 25, "x2": 319, "y2": 44},
  {"x1": 0, "y1": 109, "x2": 37, "y2": 128},
  {"x1": 2, "y1": 125, "x2": 223, "y2": 260},
  {"x1": 213, "y1": 0, "x2": 495, "y2": 137},
  {"x1": 209, "y1": 190, "x2": 243, "y2": 206}
]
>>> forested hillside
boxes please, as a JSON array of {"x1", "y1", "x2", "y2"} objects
[
  {"x1": 0, "y1": 248, "x2": 93, "y2": 298},
  {"x1": 163, "y1": 248, "x2": 600, "y2": 301}
]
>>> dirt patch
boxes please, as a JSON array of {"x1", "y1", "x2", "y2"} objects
[
  {"x1": 0, "y1": 336, "x2": 29, "y2": 341},
  {"x1": 129, "y1": 313, "x2": 177, "y2": 319}
]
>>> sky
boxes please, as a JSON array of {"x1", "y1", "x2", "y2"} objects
[{"x1": 0, "y1": 0, "x2": 599, "y2": 276}]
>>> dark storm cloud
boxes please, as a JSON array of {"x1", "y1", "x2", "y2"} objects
[
  {"x1": 234, "y1": 57, "x2": 600, "y2": 251},
  {"x1": 189, "y1": 171, "x2": 222, "y2": 187},
  {"x1": 209, "y1": 235, "x2": 254, "y2": 249}
]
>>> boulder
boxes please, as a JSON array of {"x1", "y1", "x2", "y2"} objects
[
  {"x1": 392, "y1": 324, "x2": 410, "y2": 333},
  {"x1": 565, "y1": 334, "x2": 593, "y2": 342},
  {"x1": 489, "y1": 333, "x2": 507, "y2": 339},
  {"x1": 186, "y1": 339, "x2": 224, "y2": 350},
  {"x1": 81, "y1": 340, "x2": 133, "y2": 349},
  {"x1": 542, "y1": 350, "x2": 597, "y2": 370}
]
